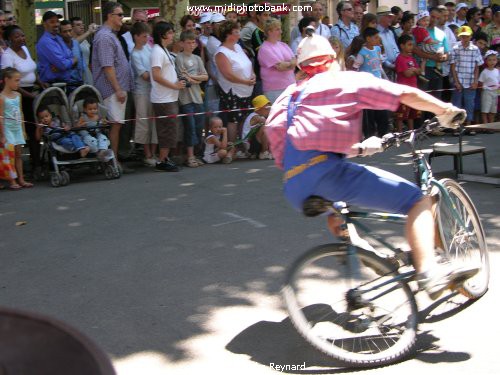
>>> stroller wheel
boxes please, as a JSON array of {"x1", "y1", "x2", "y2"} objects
[
  {"x1": 50, "y1": 173, "x2": 62, "y2": 188},
  {"x1": 60, "y1": 171, "x2": 70, "y2": 186}
]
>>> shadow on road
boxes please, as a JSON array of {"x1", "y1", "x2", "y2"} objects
[{"x1": 226, "y1": 317, "x2": 472, "y2": 373}]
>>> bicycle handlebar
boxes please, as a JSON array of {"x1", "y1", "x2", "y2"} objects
[
  {"x1": 382, "y1": 111, "x2": 466, "y2": 150},
  {"x1": 381, "y1": 117, "x2": 440, "y2": 150}
]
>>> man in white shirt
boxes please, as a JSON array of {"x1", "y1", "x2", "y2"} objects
[
  {"x1": 331, "y1": 1, "x2": 359, "y2": 49},
  {"x1": 455, "y1": 3, "x2": 468, "y2": 26},
  {"x1": 290, "y1": 2, "x2": 313, "y2": 42},
  {"x1": 198, "y1": 12, "x2": 212, "y2": 47},
  {"x1": 438, "y1": 6, "x2": 456, "y2": 103},
  {"x1": 122, "y1": 9, "x2": 148, "y2": 56},
  {"x1": 311, "y1": 1, "x2": 331, "y2": 38},
  {"x1": 444, "y1": 1, "x2": 457, "y2": 27},
  {"x1": 376, "y1": 6, "x2": 399, "y2": 80}
]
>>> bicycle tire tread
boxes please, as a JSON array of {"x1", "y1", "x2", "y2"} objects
[{"x1": 283, "y1": 243, "x2": 418, "y2": 367}]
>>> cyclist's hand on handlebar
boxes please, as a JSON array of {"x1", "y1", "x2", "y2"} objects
[
  {"x1": 436, "y1": 106, "x2": 466, "y2": 129},
  {"x1": 351, "y1": 136, "x2": 384, "y2": 157}
]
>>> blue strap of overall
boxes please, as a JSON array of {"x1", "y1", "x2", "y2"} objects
[{"x1": 286, "y1": 84, "x2": 308, "y2": 129}]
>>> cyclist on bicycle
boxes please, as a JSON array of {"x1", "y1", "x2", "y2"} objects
[{"x1": 265, "y1": 33, "x2": 478, "y2": 299}]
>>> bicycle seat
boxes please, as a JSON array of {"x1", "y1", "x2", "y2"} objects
[{"x1": 302, "y1": 196, "x2": 347, "y2": 217}]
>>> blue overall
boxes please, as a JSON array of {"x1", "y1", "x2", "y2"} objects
[{"x1": 283, "y1": 86, "x2": 423, "y2": 215}]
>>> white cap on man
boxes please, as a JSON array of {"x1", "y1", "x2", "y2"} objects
[
  {"x1": 210, "y1": 13, "x2": 225, "y2": 23},
  {"x1": 199, "y1": 12, "x2": 212, "y2": 24},
  {"x1": 456, "y1": 3, "x2": 469, "y2": 12},
  {"x1": 296, "y1": 34, "x2": 336, "y2": 65}
]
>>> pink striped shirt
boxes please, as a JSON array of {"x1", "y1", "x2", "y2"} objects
[{"x1": 265, "y1": 71, "x2": 405, "y2": 169}]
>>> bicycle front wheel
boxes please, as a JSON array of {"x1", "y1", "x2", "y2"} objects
[
  {"x1": 283, "y1": 244, "x2": 418, "y2": 367},
  {"x1": 435, "y1": 178, "x2": 489, "y2": 299}
]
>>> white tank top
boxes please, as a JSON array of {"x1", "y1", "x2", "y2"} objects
[{"x1": 215, "y1": 44, "x2": 253, "y2": 98}]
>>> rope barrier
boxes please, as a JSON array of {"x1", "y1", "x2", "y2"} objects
[{"x1": 0, "y1": 86, "x2": 473, "y2": 126}]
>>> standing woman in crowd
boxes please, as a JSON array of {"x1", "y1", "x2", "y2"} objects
[
  {"x1": 1, "y1": 25, "x2": 46, "y2": 178},
  {"x1": 258, "y1": 19, "x2": 296, "y2": 103},
  {"x1": 150, "y1": 21, "x2": 186, "y2": 172},
  {"x1": 466, "y1": 7, "x2": 483, "y2": 40},
  {"x1": 215, "y1": 21, "x2": 255, "y2": 146},
  {"x1": 130, "y1": 21, "x2": 158, "y2": 167},
  {"x1": 480, "y1": 7, "x2": 492, "y2": 28},
  {"x1": 0, "y1": 67, "x2": 32, "y2": 188}
]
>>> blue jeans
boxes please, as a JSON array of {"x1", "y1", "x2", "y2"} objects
[
  {"x1": 451, "y1": 87, "x2": 476, "y2": 122},
  {"x1": 425, "y1": 66, "x2": 443, "y2": 100},
  {"x1": 55, "y1": 133, "x2": 86, "y2": 152},
  {"x1": 180, "y1": 103, "x2": 205, "y2": 147}
]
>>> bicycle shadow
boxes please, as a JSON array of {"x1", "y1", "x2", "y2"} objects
[
  {"x1": 225, "y1": 315, "x2": 355, "y2": 374},
  {"x1": 418, "y1": 290, "x2": 478, "y2": 324},
  {"x1": 226, "y1": 307, "x2": 471, "y2": 373}
]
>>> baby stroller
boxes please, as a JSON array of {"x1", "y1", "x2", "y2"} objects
[
  {"x1": 68, "y1": 85, "x2": 120, "y2": 180},
  {"x1": 33, "y1": 87, "x2": 120, "y2": 187}
]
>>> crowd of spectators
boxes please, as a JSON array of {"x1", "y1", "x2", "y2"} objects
[{"x1": 0, "y1": 2, "x2": 499, "y2": 188}]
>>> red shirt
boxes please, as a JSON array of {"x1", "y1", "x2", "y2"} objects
[{"x1": 395, "y1": 54, "x2": 418, "y2": 88}]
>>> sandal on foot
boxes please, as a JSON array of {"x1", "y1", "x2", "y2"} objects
[
  {"x1": 9, "y1": 184, "x2": 22, "y2": 190},
  {"x1": 185, "y1": 157, "x2": 199, "y2": 168},
  {"x1": 20, "y1": 182, "x2": 34, "y2": 188}
]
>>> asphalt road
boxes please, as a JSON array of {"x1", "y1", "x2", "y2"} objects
[{"x1": 0, "y1": 133, "x2": 499, "y2": 375}]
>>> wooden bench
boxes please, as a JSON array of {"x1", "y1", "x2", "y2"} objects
[{"x1": 429, "y1": 144, "x2": 488, "y2": 174}]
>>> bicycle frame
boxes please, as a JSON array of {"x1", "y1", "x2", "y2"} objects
[{"x1": 338, "y1": 129, "x2": 468, "y2": 254}]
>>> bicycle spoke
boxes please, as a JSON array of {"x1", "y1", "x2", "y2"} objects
[
  {"x1": 436, "y1": 179, "x2": 489, "y2": 299},
  {"x1": 284, "y1": 245, "x2": 418, "y2": 366}
]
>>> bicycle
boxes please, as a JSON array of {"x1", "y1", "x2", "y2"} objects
[{"x1": 282, "y1": 117, "x2": 489, "y2": 367}]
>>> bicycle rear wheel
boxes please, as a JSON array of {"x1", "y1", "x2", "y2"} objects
[
  {"x1": 435, "y1": 178, "x2": 489, "y2": 299},
  {"x1": 283, "y1": 244, "x2": 418, "y2": 367}
]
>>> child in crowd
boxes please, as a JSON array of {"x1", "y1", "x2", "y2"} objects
[
  {"x1": 353, "y1": 28, "x2": 390, "y2": 137},
  {"x1": 176, "y1": 31, "x2": 209, "y2": 168},
  {"x1": 395, "y1": 35, "x2": 422, "y2": 132},
  {"x1": 491, "y1": 37, "x2": 500, "y2": 56},
  {"x1": 448, "y1": 24, "x2": 459, "y2": 39},
  {"x1": 329, "y1": 36, "x2": 346, "y2": 71},
  {"x1": 0, "y1": 67, "x2": 33, "y2": 188},
  {"x1": 412, "y1": 11, "x2": 443, "y2": 76},
  {"x1": 74, "y1": 97, "x2": 112, "y2": 161},
  {"x1": 36, "y1": 107, "x2": 90, "y2": 158},
  {"x1": 241, "y1": 95, "x2": 273, "y2": 160},
  {"x1": 203, "y1": 116, "x2": 235, "y2": 164},
  {"x1": 353, "y1": 27, "x2": 386, "y2": 79},
  {"x1": 450, "y1": 26, "x2": 484, "y2": 126},
  {"x1": 130, "y1": 21, "x2": 158, "y2": 167},
  {"x1": 225, "y1": 10, "x2": 239, "y2": 24},
  {"x1": 478, "y1": 50, "x2": 499, "y2": 123},
  {"x1": 291, "y1": 17, "x2": 316, "y2": 55},
  {"x1": 345, "y1": 36, "x2": 364, "y2": 70},
  {"x1": 474, "y1": 32, "x2": 490, "y2": 58}
]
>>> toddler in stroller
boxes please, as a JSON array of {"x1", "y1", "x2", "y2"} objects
[
  {"x1": 73, "y1": 96, "x2": 112, "y2": 162},
  {"x1": 33, "y1": 86, "x2": 121, "y2": 187},
  {"x1": 36, "y1": 107, "x2": 90, "y2": 158}
]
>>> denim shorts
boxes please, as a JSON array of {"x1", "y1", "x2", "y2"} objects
[
  {"x1": 180, "y1": 102, "x2": 205, "y2": 147},
  {"x1": 284, "y1": 154, "x2": 423, "y2": 215}
]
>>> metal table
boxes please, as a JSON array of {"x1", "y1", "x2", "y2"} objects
[{"x1": 458, "y1": 122, "x2": 500, "y2": 185}]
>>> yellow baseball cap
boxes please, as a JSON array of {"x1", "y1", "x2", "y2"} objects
[
  {"x1": 252, "y1": 95, "x2": 271, "y2": 110},
  {"x1": 457, "y1": 25, "x2": 473, "y2": 37}
]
